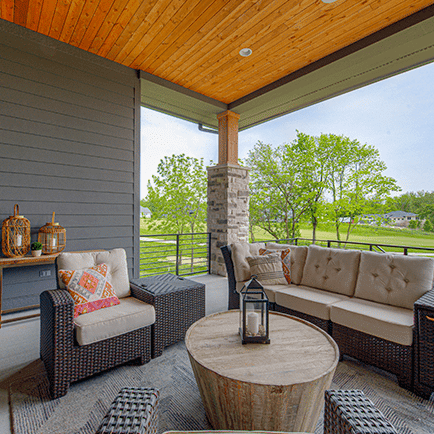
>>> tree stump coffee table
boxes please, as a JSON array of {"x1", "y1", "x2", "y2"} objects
[{"x1": 186, "y1": 311, "x2": 339, "y2": 433}]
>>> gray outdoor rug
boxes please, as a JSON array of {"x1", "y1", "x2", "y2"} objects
[{"x1": 2, "y1": 341, "x2": 434, "y2": 434}]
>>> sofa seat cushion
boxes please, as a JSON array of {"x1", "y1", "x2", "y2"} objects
[
  {"x1": 58, "y1": 249, "x2": 131, "y2": 298},
  {"x1": 354, "y1": 251, "x2": 434, "y2": 309},
  {"x1": 300, "y1": 245, "x2": 361, "y2": 297},
  {"x1": 74, "y1": 297, "x2": 155, "y2": 346},
  {"x1": 236, "y1": 281, "x2": 283, "y2": 303},
  {"x1": 330, "y1": 298, "x2": 413, "y2": 346},
  {"x1": 275, "y1": 285, "x2": 350, "y2": 320},
  {"x1": 265, "y1": 243, "x2": 308, "y2": 285}
]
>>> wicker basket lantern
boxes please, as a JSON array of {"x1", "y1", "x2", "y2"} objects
[
  {"x1": 1, "y1": 204, "x2": 31, "y2": 258},
  {"x1": 38, "y1": 212, "x2": 66, "y2": 255}
]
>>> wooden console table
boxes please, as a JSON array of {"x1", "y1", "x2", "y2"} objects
[{"x1": 0, "y1": 253, "x2": 59, "y2": 327}]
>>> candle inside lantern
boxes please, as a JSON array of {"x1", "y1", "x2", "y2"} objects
[
  {"x1": 16, "y1": 234, "x2": 22, "y2": 246},
  {"x1": 247, "y1": 312, "x2": 259, "y2": 335},
  {"x1": 51, "y1": 236, "x2": 57, "y2": 247}
]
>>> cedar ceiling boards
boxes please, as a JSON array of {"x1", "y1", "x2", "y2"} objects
[{"x1": 2, "y1": 1, "x2": 434, "y2": 129}]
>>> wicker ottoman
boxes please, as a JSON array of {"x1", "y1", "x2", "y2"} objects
[
  {"x1": 324, "y1": 390, "x2": 397, "y2": 434},
  {"x1": 96, "y1": 387, "x2": 159, "y2": 434},
  {"x1": 130, "y1": 274, "x2": 206, "y2": 358}
]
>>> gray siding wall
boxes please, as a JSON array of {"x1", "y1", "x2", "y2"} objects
[{"x1": 0, "y1": 19, "x2": 141, "y2": 311}]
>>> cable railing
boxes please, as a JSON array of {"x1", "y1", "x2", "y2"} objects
[
  {"x1": 263, "y1": 237, "x2": 434, "y2": 255},
  {"x1": 139, "y1": 232, "x2": 211, "y2": 277}
]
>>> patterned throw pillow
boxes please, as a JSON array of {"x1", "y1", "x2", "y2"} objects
[
  {"x1": 246, "y1": 252, "x2": 287, "y2": 285},
  {"x1": 58, "y1": 263, "x2": 120, "y2": 318},
  {"x1": 260, "y1": 248, "x2": 291, "y2": 284}
]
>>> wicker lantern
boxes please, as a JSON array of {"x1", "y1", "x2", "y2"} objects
[
  {"x1": 239, "y1": 276, "x2": 270, "y2": 345},
  {"x1": 1, "y1": 204, "x2": 31, "y2": 258},
  {"x1": 38, "y1": 212, "x2": 66, "y2": 254}
]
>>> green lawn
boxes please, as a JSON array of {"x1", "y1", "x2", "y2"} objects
[
  {"x1": 139, "y1": 219, "x2": 434, "y2": 276},
  {"x1": 252, "y1": 222, "x2": 434, "y2": 252}
]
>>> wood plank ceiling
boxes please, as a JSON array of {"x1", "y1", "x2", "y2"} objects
[{"x1": 2, "y1": 0, "x2": 434, "y2": 104}]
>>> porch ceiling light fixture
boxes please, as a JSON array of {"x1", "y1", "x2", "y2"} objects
[
  {"x1": 239, "y1": 48, "x2": 252, "y2": 57},
  {"x1": 321, "y1": 0, "x2": 338, "y2": 3}
]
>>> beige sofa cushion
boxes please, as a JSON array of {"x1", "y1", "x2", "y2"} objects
[
  {"x1": 300, "y1": 245, "x2": 361, "y2": 296},
  {"x1": 58, "y1": 249, "x2": 131, "y2": 298},
  {"x1": 74, "y1": 297, "x2": 155, "y2": 346},
  {"x1": 231, "y1": 242, "x2": 266, "y2": 282},
  {"x1": 330, "y1": 298, "x2": 414, "y2": 346},
  {"x1": 354, "y1": 251, "x2": 434, "y2": 309},
  {"x1": 275, "y1": 285, "x2": 350, "y2": 320},
  {"x1": 265, "y1": 243, "x2": 308, "y2": 285}
]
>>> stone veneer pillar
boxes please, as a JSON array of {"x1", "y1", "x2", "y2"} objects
[{"x1": 207, "y1": 164, "x2": 250, "y2": 276}]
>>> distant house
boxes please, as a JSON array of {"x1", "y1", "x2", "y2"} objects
[
  {"x1": 384, "y1": 211, "x2": 419, "y2": 227},
  {"x1": 141, "y1": 206, "x2": 152, "y2": 218}
]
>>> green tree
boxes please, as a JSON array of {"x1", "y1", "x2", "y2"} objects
[
  {"x1": 245, "y1": 140, "x2": 316, "y2": 240},
  {"x1": 408, "y1": 220, "x2": 419, "y2": 229},
  {"x1": 423, "y1": 219, "x2": 433, "y2": 232},
  {"x1": 419, "y1": 204, "x2": 434, "y2": 226},
  {"x1": 386, "y1": 191, "x2": 434, "y2": 214},
  {"x1": 292, "y1": 132, "x2": 329, "y2": 243},
  {"x1": 323, "y1": 134, "x2": 400, "y2": 241},
  {"x1": 145, "y1": 154, "x2": 208, "y2": 234}
]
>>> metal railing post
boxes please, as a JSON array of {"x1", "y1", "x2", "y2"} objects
[
  {"x1": 175, "y1": 234, "x2": 180, "y2": 275},
  {"x1": 208, "y1": 233, "x2": 211, "y2": 273}
]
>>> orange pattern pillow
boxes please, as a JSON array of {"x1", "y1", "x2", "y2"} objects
[
  {"x1": 259, "y1": 248, "x2": 291, "y2": 284},
  {"x1": 58, "y1": 263, "x2": 120, "y2": 318}
]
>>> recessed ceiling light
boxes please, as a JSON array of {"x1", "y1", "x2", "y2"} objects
[
  {"x1": 321, "y1": 0, "x2": 338, "y2": 3},
  {"x1": 239, "y1": 48, "x2": 252, "y2": 57}
]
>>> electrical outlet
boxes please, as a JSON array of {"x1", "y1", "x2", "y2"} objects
[{"x1": 39, "y1": 270, "x2": 52, "y2": 278}]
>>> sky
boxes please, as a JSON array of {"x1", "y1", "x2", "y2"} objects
[{"x1": 140, "y1": 61, "x2": 434, "y2": 199}]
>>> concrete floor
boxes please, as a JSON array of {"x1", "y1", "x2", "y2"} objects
[{"x1": 0, "y1": 273, "x2": 229, "y2": 434}]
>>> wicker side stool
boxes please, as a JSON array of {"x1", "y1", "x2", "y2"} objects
[
  {"x1": 96, "y1": 387, "x2": 159, "y2": 434},
  {"x1": 324, "y1": 390, "x2": 397, "y2": 434}
]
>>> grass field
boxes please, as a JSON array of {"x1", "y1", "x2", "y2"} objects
[
  {"x1": 139, "y1": 218, "x2": 434, "y2": 276},
  {"x1": 141, "y1": 218, "x2": 434, "y2": 248}
]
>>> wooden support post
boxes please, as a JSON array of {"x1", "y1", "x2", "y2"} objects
[{"x1": 217, "y1": 110, "x2": 240, "y2": 165}]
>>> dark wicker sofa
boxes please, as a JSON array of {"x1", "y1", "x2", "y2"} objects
[{"x1": 221, "y1": 242, "x2": 434, "y2": 398}]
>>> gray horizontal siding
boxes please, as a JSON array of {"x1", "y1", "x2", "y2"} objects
[{"x1": 0, "y1": 19, "x2": 141, "y2": 312}]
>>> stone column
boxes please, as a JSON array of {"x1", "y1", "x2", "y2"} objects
[
  {"x1": 207, "y1": 110, "x2": 249, "y2": 276},
  {"x1": 207, "y1": 164, "x2": 250, "y2": 275}
]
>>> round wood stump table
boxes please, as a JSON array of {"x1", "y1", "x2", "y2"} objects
[{"x1": 185, "y1": 311, "x2": 339, "y2": 434}]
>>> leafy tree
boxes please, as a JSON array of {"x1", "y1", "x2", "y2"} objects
[
  {"x1": 423, "y1": 219, "x2": 433, "y2": 232},
  {"x1": 245, "y1": 140, "x2": 316, "y2": 240},
  {"x1": 408, "y1": 220, "x2": 419, "y2": 230},
  {"x1": 145, "y1": 154, "x2": 208, "y2": 234},
  {"x1": 145, "y1": 154, "x2": 208, "y2": 272},
  {"x1": 140, "y1": 198, "x2": 157, "y2": 215},
  {"x1": 292, "y1": 132, "x2": 329, "y2": 243},
  {"x1": 386, "y1": 191, "x2": 434, "y2": 214},
  {"x1": 419, "y1": 204, "x2": 434, "y2": 226},
  {"x1": 323, "y1": 134, "x2": 400, "y2": 241}
]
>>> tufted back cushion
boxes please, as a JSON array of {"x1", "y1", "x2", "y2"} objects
[
  {"x1": 231, "y1": 242, "x2": 266, "y2": 282},
  {"x1": 300, "y1": 245, "x2": 361, "y2": 296},
  {"x1": 57, "y1": 248, "x2": 131, "y2": 298},
  {"x1": 354, "y1": 251, "x2": 434, "y2": 309},
  {"x1": 265, "y1": 242, "x2": 308, "y2": 285}
]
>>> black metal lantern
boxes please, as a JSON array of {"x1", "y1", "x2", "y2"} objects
[{"x1": 239, "y1": 276, "x2": 270, "y2": 344}]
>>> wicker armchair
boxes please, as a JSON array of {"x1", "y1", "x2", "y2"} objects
[{"x1": 40, "y1": 249, "x2": 155, "y2": 399}]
